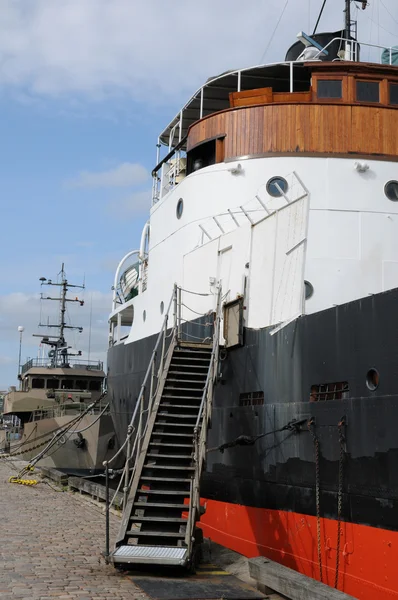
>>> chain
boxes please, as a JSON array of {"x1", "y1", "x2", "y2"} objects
[
  {"x1": 308, "y1": 418, "x2": 323, "y2": 583},
  {"x1": 335, "y1": 417, "x2": 346, "y2": 589},
  {"x1": 1, "y1": 435, "x2": 56, "y2": 458}
]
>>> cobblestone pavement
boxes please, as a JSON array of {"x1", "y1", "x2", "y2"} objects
[{"x1": 0, "y1": 459, "x2": 149, "y2": 599}]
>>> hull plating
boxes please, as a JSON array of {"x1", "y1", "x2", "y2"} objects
[{"x1": 107, "y1": 287, "x2": 398, "y2": 598}]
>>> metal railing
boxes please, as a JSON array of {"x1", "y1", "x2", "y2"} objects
[
  {"x1": 313, "y1": 37, "x2": 397, "y2": 65},
  {"x1": 103, "y1": 284, "x2": 178, "y2": 560},
  {"x1": 103, "y1": 283, "x2": 220, "y2": 561},
  {"x1": 30, "y1": 400, "x2": 109, "y2": 421},
  {"x1": 21, "y1": 357, "x2": 103, "y2": 374}
]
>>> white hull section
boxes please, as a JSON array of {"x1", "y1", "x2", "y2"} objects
[{"x1": 110, "y1": 156, "x2": 398, "y2": 345}]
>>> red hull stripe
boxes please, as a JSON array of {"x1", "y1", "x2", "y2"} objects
[{"x1": 199, "y1": 498, "x2": 398, "y2": 600}]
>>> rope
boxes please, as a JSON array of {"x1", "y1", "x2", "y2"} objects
[
  {"x1": 177, "y1": 287, "x2": 212, "y2": 297},
  {"x1": 207, "y1": 418, "x2": 307, "y2": 453}
]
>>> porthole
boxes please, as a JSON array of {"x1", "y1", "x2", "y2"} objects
[
  {"x1": 384, "y1": 181, "x2": 398, "y2": 201},
  {"x1": 366, "y1": 368, "x2": 379, "y2": 391},
  {"x1": 176, "y1": 198, "x2": 184, "y2": 219},
  {"x1": 266, "y1": 176, "x2": 288, "y2": 198},
  {"x1": 160, "y1": 301, "x2": 164, "y2": 315},
  {"x1": 143, "y1": 310, "x2": 146, "y2": 322},
  {"x1": 304, "y1": 280, "x2": 314, "y2": 299}
]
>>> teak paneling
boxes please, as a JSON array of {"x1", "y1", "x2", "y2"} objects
[{"x1": 187, "y1": 104, "x2": 398, "y2": 160}]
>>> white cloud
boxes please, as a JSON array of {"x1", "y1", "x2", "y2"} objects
[
  {"x1": 107, "y1": 189, "x2": 151, "y2": 219},
  {"x1": 68, "y1": 162, "x2": 149, "y2": 188},
  {"x1": 0, "y1": 0, "x2": 386, "y2": 106}
]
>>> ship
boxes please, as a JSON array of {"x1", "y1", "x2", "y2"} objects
[
  {"x1": 106, "y1": 2, "x2": 398, "y2": 597},
  {"x1": 0, "y1": 265, "x2": 119, "y2": 475}
]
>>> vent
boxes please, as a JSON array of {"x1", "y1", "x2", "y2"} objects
[
  {"x1": 239, "y1": 391, "x2": 264, "y2": 406},
  {"x1": 310, "y1": 382, "x2": 349, "y2": 402}
]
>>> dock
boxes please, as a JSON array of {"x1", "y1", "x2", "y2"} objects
[
  {"x1": 0, "y1": 458, "x2": 356, "y2": 599},
  {"x1": 0, "y1": 458, "x2": 148, "y2": 600}
]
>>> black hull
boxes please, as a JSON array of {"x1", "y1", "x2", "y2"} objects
[{"x1": 107, "y1": 287, "x2": 398, "y2": 533}]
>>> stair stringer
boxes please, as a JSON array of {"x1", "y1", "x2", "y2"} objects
[{"x1": 115, "y1": 335, "x2": 178, "y2": 547}]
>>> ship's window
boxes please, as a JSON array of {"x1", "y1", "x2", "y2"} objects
[
  {"x1": 75, "y1": 379, "x2": 88, "y2": 390},
  {"x1": 160, "y1": 301, "x2": 164, "y2": 315},
  {"x1": 186, "y1": 139, "x2": 216, "y2": 175},
  {"x1": 266, "y1": 176, "x2": 288, "y2": 198},
  {"x1": 366, "y1": 368, "x2": 379, "y2": 391},
  {"x1": 385, "y1": 180, "x2": 398, "y2": 201},
  {"x1": 89, "y1": 380, "x2": 101, "y2": 391},
  {"x1": 310, "y1": 382, "x2": 349, "y2": 402},
  {"x1": 304, "y1": 280, "x2": 314, "y2": 299},
  {"x1": 61, "y1": 379, "x2": 70, "y2": 390},
  {"x1": 32, "y1": 378, "x2": 45, "y2": 389},
  {"x1": 143, "y1": 310, "x2": 146, "y2": 322},
  {"x1": 356, "y1": 80, "x2": 379, "y2": 103},
  {"x1": 317, "y1": 79, "x2": 342, "y2": 99},
  {"x1": 239, "y1": 391, "x2": 264, "y2": 407},
  {"x1": 390, "y1": 83, "x2": 398, "y2": 105},
  {"x1": 46, "y1": 378, "x2": 60, "y2": 389},
  {"x1": 176, "y1": 198, "x2": 183, "y2": 219}
]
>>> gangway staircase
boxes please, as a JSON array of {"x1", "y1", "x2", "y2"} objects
[{"x1": 107, "y1": 285, "x2": 222, "y2": 569}]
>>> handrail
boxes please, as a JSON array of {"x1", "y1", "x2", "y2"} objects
[
  {"x1": 186, "y1": 285, "x2": 222, "y2": 553},
  {"x1": 313, "y1": 36, "x2": 396, "y2": 64},
  {"x1": 103, "y1": 284, "x2": 178, "y2": 533}
]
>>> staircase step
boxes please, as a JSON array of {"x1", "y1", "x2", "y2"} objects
[
  {"x1": 147, "y1": 453, "x2": 192, "y2": 459},
  {"x1": 154, "y1": 415, "x2": 197, "y2": 427},
  {"x1": 172, "y1": 356, "x2": 211, "y2": 362},
  {"x1": 137, "y1": 488, "x2": 189, "y2": 496},
  {"x1": 143, "y1": 464, "x2": 194, "y2": 471},
  {"x1": 134, "y1": 502, "x2": 189, "y2": 508},
  {"x1": 170, "y1": 362, "x2": 208, "y2": 369},
  {"x1": 149, "y1": 442, "x2": 193, "y2": 448},
  {"x1": 152, "y1": 432, "x2": 194, "y2": 438},
  {"x1": 163, "y1": 387, "x2": 203, "y2": 393},
  {"x1": 130, "y1": 516, "x2": 188, "y2": 523},
  {"x1": 157, "y1": 413, "x2": 198, "y2": 419},
  {"x1": 166, "y1": 379, "x2": 205, "y2": 385},
  {"x1": 126, "y1": 530, "x2": 185, "y2": 538},
  {"x1": 112, "y1": 545, "x2": 188, "y2": 566},
  {"x1": 168, "y1": 371, "x2": 207, "y2": 378},
  {"x1": 159, "y1": 404, "x2": 200, "y2": 411},
  {"x1": 161, "y1": 395, "x2": 202, "y2": 401},
  {"x1": 140, "y1": 476, "x2": 191, "y2": 482}
]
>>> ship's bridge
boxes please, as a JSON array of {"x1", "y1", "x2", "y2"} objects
[{"x1": 158, "y1": 30, "x2": 397, "y2": 151}]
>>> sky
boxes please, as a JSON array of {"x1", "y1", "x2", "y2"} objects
[{"x1": 0, "y1": 0, "x2": 397, "y2": 389}]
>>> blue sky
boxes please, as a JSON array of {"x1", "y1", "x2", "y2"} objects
[{"x1": 0, "y1": 0, "x2": 397, "y2": 389}]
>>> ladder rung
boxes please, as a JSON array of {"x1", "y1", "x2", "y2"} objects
[
  {"x1": 134, "y1": 502, "x2": 188, "y2": 508},
  {"x1": 126, "y1": 530, "x2": 185, "y2": 538},
  {"x1": 137, "y1": 488, "x2": 189, "y2": 495},
  {"x1": 140, "y1": 476, "x2": 191, "y2": 482}
]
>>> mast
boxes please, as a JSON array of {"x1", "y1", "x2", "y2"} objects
[
  {"x1": 35, "y1": 264, "x2": 85, "y2": 367},
  {"x1": 344, "y1": 0, "x2": 351, "y2": 40}
]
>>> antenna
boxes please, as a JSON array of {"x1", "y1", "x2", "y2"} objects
[
  {"x1": 88, "y1": 293, "x2": 93, "y2": 363},
  {"x1": 35, "y1": 264, "x2": 85, "y2": 368}
]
